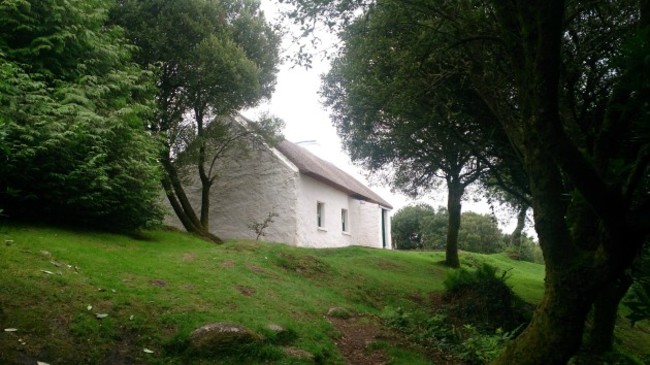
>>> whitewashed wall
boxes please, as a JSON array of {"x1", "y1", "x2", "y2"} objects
[
  {"x1": 295, "y1": 175, "x2": 354, "y2": 248},
  {"x1": 351, "y1": 200, "x2": 392, "y2": 249},
  {"x1": 295, "y1": 175, "x2": 391, "y2": 248},
  {"x1": 163, "y1": 144, "x2": 300, "y2": 244},
  {"x1": 163, "y1": 142, "x2": 392, "y2": 248}
]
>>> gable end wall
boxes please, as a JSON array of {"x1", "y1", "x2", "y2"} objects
[{"x1": 163, "y1": 143, "x2": 299, "y2": 244}]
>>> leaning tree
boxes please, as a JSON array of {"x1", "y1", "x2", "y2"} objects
[{"x1": 111, "y1": 0, "x2": 281, "y2": 242}]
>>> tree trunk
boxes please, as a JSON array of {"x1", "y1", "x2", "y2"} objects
[
  {"x1": 195, "y1": 107, "x2": 212, "y2": 229},
  {"x1": 587, "y1": 274, "x2": 633, "y2": 353},
  {"x1": 510, "y1": 204, "x2": 527, "y2": 247},
  {"x1": 200, "y1": 179, "x2": 211, "y2": 229},
  {"x1": 161, "y1": 152, "x2": 223, "y2": 244},
  {"x1": 445, "y1": 178, "x2": 463, "y2": 268},
  {"x1": 494, "y1": 265, "x2": 602, "y2": 365},
  {"x1": 161, "y1": 175, "x2": 200, "y2": 233}
]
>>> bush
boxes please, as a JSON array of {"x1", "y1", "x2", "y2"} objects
[
  {"x1": 391, "y1": 204, "x2": 436, "y2": 249},
  {"x1": 0, "y1": 0, "x2": 163, "y2": 232},
  {"x1": 444, "y1": 263, "x2": 520, "y2": 330},
  {"x1": 380, "y1": 306, "x2": 521, "y2": 365},
  {"x1": 504, "y1": 237, "x2": 544, "y2": 264},
  {"x1": 0, "y1": 68, "x2": 163, "y2": 231}
]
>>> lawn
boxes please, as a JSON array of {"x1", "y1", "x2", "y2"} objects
[{"x1": 0, "y1": 224, "x2": 647, "y2": 364}]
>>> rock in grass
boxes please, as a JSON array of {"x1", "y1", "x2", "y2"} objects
[
  {"x1": 327, "y1": 306, "x2": 353, "y2": 319},
  {"x1": 282, "y1": 346, "x2": 315, "y2": 361},
  {"x1": 266, "y1": 323, "x2": 284, "y2": 332},
  {"x1": 265, "y1": 323, "x2": 297, "y2": 345},
  {"x1": 189, "y1": 322, "x2": 261, "y2": 354}
]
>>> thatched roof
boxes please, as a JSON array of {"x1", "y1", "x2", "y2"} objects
[{"x1": 276, "y1": 140, "x2": 393, "y2": 209}]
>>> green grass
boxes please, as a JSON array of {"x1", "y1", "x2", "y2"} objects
[{"x1": 0, "y1": 224, "x2": 647, "y2": 364}]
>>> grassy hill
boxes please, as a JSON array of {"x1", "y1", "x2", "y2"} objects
[{"x1": 0, "y1": 225, "x2": 647, "y2": 364}]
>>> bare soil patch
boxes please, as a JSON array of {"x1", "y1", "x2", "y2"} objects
[
  {"x1": 220, "y1": 260, "x2": 236, "y2": 268},
  {"x1": 181, "y1": 252, "x2": 197, "y2": 261},
  {"x1": 327, "y1": 316, "x2": 390, "y2": 365},
  {"x1": 149, "y1": 279, "x2": 167, "y2": 288},
  {"x1": 235, "y1": 285, "x2": 256, "y2": 296}
]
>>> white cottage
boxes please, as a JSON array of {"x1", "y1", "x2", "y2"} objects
[{"x1": 165, "y1": 125, "x2": 393, "y2": 249}]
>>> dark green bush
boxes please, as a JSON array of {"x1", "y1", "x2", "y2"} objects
[
  {"x1": 0, "y1": 0, "x2": 163, "y2": 232},
  {"x1": 504, "y1": 235, "x2": 544, "y2": 264},
  {"x1": 443, "y1": 263, "x2": 520, "y2": 330},
  {"x1": 381, "y1": 306, "x2": 521, "y2": 364}
]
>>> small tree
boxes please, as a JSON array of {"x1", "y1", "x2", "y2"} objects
[
  {"x1": 391, "y1": 204, "x2": 435, "y2": 249},
  {"x1": 248, "y1": 211, "x2": 279, "y2": 241},
  {"x1": 457, "y1": 212, "x2": 504, "y2": 254}
]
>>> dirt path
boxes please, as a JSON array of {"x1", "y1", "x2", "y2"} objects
[{"x1": 328, "y1": 315, "x2": 390, "y2": 365}]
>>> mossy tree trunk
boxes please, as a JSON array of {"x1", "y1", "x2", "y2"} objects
[
  {"x1": 587, "y1": 274, "x2": 633, "y2": 353},
  {"x1": 491, "y1": 0, "x2": 648, "y2": 362},
  {"x1": 495, "y1": 266, "x2": 603, "y2": 365}
]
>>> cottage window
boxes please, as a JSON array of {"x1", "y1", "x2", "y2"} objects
[
  {"x1": 341, "y1": 209, "x2": 349, "y2": 232},
  {"x1": 317, "y1": 202, "x2": 325, "y2": 228}
]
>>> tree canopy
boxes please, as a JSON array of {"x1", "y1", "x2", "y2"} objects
[
  {"x1": 392, "y1": 204, "x2": 505, "y2": 253},
  {"x1": 0, "y1": 0, "x2": 162, "y2": 231},
  {"x1": 390, "y1": 204, "x2": 436, "y2": 250},
  {"x1": 321, "y1": 2, "x2": 503, "y2": 267},
  {"x1": 111, "y1": 0, "x2": 282, "y2": 241}
]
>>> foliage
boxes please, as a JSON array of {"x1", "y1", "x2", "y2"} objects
[
  {"x1": 624, "y1": 247, "x2": 650, "y2": 327},
  {"x1": 460, "y1": 325, "x2": 519, "y2": 365},
  {"x1": 0, "y1": 0, "x2": 162, "y2": 231},
  {"x1": 393, "y1": 204, "x2": 505, "y2": 254},
  {"x1": 247, "y1": 210, "x2": 279, "y2": 241},
  {"x1": 504, "y1": 235, "x2": 544, "y2": 264},
  {"x1": 456, "y1": 212, "x2": 504, "y2": 254},
  {"x1": 390, "y1": 204, "x2": 435, "y2": 249},
  {"x1": 381, "y1": 307, "x2": 518, "y2": 365},
  {"x1": 443, "y1": 264, "x2": 518, "y2": 329},
  {"x1": 419, "y1": 209, "x2": 449, "y2": 250},
  {"x1": 111, "y1": 0, "x2": 282, "y2": 239}
]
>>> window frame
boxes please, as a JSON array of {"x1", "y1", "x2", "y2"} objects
[
  {"x1": 341, "y1": 208, "x2": 349, "y2": 233},
  {"x1": 317, "y1": 201, "x2": 325, "y2": 228}
]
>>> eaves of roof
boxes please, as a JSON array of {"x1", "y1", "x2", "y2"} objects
[{"x1": 275, "y1": 140, "x2": 393, "y2": 209}]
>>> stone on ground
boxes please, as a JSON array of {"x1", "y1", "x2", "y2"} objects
[{"x1": 189, "y1": 322, "x2": 261, "y2": 354}]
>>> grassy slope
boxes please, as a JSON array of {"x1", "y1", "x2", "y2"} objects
[{"x1": 0, "y1": 225, "x2": 647, "y2": 364}]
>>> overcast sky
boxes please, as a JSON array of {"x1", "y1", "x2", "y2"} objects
[{"x1": 241, "y1": 1, "x2": 529, "y2": 233}]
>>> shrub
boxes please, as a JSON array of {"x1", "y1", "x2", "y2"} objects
[
  {"x1": 505, "y1": 236, "x2": 544, "y2": 264},
  {"x1": 459, "y1": 325, "x2": 515, "y2": 364},
  {"x1": 0, "y1": 0, "x2": 163, "y2": 232},
  {"x1": 380, "y1": 306, "x2": 521, "y2": 364},
  {"x1": 444, "y1": 263, "x2": 520, "y2": 330}
]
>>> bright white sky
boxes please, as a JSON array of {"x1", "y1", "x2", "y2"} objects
[{"x1": 241, "y1": 1, "x2": 528, "y2": 234}]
